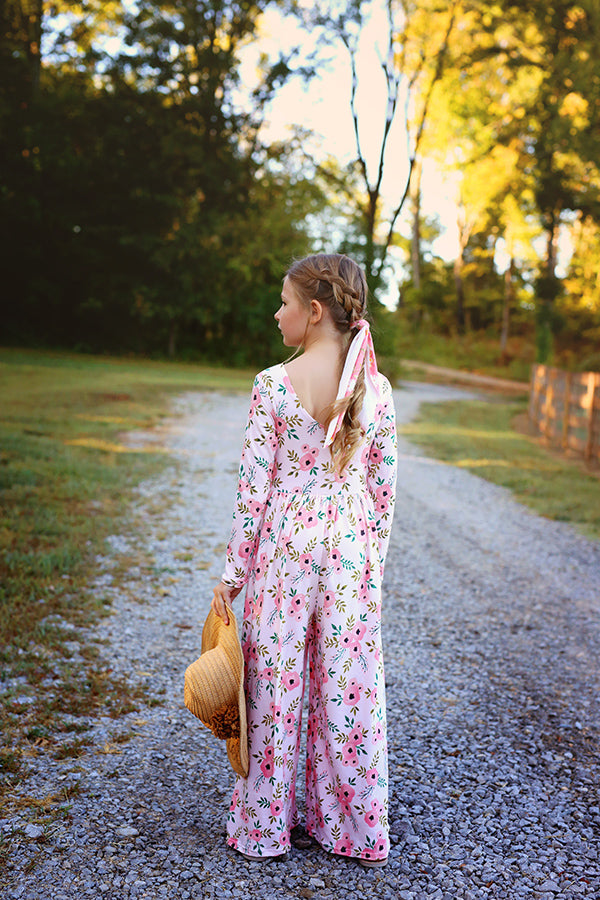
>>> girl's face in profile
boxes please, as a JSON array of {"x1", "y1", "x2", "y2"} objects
[{"x1": 275, "y1": 277, "x2": 309, "y2": 347}]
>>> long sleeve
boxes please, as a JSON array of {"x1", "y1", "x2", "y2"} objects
[
  {"x1": 222, "y1": 373, "x2": 277, "y2": 589},
  {"x1": 366, "y1": 379, "x2": 397, "y2": 575}
]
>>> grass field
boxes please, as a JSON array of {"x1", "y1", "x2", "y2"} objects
[
  {"x1": 392, "y1": 327, "x2": 536, "y2": 383},
  {"x1": 0, "y1": 349, "x2": 253, "y2": 808},
  {"x1": 401, "y1": 396, "x2": 600, "y2": 541}
]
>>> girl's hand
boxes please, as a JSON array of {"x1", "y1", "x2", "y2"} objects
[{"x1": 211, "y1": 582, "x2": 242, "y2": 625}]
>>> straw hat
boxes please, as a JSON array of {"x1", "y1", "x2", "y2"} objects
[{"x1": 184, "y1": 605, "x2": 248, "y2": 778}]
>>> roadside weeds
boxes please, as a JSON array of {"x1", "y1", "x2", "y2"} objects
[{"x1": 0, "y1": 350, "x2": 252, "y2": 840}]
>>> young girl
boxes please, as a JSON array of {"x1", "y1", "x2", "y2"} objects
[{"x1": 211, "y1": 253, "x2": 397, "y2": 866}]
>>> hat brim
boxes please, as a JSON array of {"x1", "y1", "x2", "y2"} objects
[
  {"x1": 227, "y1": 667, "x2": 248, "y2": 777},
  {"x1": 227, "y1": 604, "x2": 248, "y2": 778},
  {"x1": 184, "y1": 605, "x2": 248, "y2": 779}
]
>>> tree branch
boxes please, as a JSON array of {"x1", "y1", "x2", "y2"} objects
[
  {"x1": 341, "y1": 27, "x2": 370, "y2": 190},
  {"x1": 377, "y1": 0, "x2": 459, "y2": 275},
  {"x1": 373, "y1": 0, "x2": 401, "y2": 200}
]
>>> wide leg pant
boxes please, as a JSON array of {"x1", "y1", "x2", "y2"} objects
[{"x1": 226, "y1": 512, "x2": 389, "y2": 861}]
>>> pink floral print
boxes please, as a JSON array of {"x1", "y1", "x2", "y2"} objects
[{"x1": 221, "y1": 363, "x2": 397, "y2": 860}]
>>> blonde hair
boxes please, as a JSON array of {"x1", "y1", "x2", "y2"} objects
[{"x1": 285, "y1": 253, "x2": 369, "y2": 473}]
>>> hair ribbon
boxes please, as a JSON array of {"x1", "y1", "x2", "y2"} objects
[{"x1": 324, "y1": 319, "x2": 380, "y2": 447}]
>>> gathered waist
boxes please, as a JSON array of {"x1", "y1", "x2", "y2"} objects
[{"x1": 267, "y1": 484, "x2": 369, "y2": 501}]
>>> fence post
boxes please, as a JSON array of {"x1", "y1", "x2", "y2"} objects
[{"x1": 529, "y1": 365, "x2": 599, "y2": 462}]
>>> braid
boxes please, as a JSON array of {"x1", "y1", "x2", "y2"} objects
[
  {"x1": 285, "y1": 254, "x2": 370, "y2": 473},
  {"x1": 318, "y1": 271, "x2": 360, "y2": 321},
  {"x1": 328, "y1": 368, "x2": 367, "y2": 474}
]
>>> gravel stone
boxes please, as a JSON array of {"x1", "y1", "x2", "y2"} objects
[
  {"x1": 116, "y1": 826, "x2": 140, "y2": 838},
  {"x1": 3, "y1": 382, "x2": 600, "y2": 899}
]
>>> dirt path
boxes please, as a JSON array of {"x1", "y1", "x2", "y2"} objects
[
  {"x1": 401, "y1": 360, "x2": 529, "y2": 393},
  {"x1": 4, "y1": 382, "x2": 600, "y2": 900}
]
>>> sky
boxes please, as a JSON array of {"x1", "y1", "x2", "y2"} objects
[
  {"x1": 239, "y1": 3, "x2": 573, "y2": 291},
  {"x1": 238, "y1": 4, "x2": 462, "y2": 279}
]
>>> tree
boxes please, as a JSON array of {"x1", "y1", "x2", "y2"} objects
[
  {"x1": 0, "y1": 1, "x2": 45, "y2": 336},
  {"x1": 458, "y1": 0, "x2": 600, "y2": 359},
  {"x1": 291, "y1": 0, "x2": 460, "y2": 301},
  {"x1": 416, "y1": 19, "x2": 542, "y2": 338},
  {"x1": 559, "y1": 213, "x2": 600, "y2": 365},
  {"x1": 2, "y1": 0, "x2": 322, "y2": 360},
  {"x1": 1, "y1": 0, "x2": 43, "y2": 98}
]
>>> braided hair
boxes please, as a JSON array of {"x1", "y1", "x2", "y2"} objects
[{"x1": 285, "y1": 254, "x2": 369, "y2": 473}]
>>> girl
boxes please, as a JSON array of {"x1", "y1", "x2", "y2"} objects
[{"x1": 212, "y1": 253, "x2": 397, "y2": 866}]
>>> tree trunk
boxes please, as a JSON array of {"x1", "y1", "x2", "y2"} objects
[
  {"x1": 168, "y1": 321, "x2": 178, "y2": 358},
  {"x1": 545, "y1": 214, "x2": 558, "y2": 279},
  {"x1": 364, "y1": 190, "x2": 380, "y2": 300},
  {"x1": 27, "y1": 0, "x2": 43, "y2": 99},
  {"x1": 454, "y1": 251, "x2": 465, "y2": 334},
  {"x1": 500, "y1": 256, "x2": 514, "y2": 357},
  {"x1": 535, "y1": 213, "x2": 560, "y2": 363},
  {"x1": 454, "y1": 209, "x2": 470, "y2": 335},
  {"x1": 410, "y1": 159, "x2": 422, "y2": 291}
]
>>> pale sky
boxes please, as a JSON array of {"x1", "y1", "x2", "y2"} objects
[{"x1": 239, "y1": 4, "x2": 462, "y2": 277}]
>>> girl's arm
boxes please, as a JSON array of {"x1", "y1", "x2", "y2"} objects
[
  {"x1": 366, "y1": 380, "x2": 397, "y2": 576},
  {"x1": 219, "y1": 373, "x2": 277, "y2": 596}
]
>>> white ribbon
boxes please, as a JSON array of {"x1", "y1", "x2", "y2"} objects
[{"x1": 324, "y1": 319, "x2": 380, "y2": 447}]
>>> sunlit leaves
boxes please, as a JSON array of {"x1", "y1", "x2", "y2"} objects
[{"x1": 563, "y1": 216, "x2": 600, "y2": 315}]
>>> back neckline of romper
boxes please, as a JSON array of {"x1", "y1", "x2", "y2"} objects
[{"x1": 276, "y1": 362, "x2": 327, "y2": 432}]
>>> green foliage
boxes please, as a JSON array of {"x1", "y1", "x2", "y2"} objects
[
  {"x1": 388, "y1": 317, "x2": 536, "y2": 382},
  {"x1": 3, "y1": 0, "x2": 600, "y2": 365},
  {"x1": 557, "y1": 214, "x2": 600, "y2": 363},
  {"x1": 410, "y1": 0, "x2": 600, "y2": 356},
  {"x1": 578, "y1": 352, "x2": 600, "y2": 374},
  {"x1": 0, "y1": 0, "x2": 322, "y2": 363},
  {"x1": 534, "y1": 302, "x2": 554, "y2": 364}
]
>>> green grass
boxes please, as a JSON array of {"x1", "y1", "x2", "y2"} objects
[
  {"x1": 392, "y1": 327, "x2": 535, "y2": 382},
  {"x1": 401, "y1": 397, "x2": 600, "y2": 541},
  {"x1": 0, "y1": 348, "x2": 253, "y2": 810},
  {"x1": 0, "y1": 348, "x2": 252, "y2": 645}
]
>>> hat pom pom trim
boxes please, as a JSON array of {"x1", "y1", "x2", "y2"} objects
[{"x1": 210, "y1": 703, "x2": 240, "y2": 740}]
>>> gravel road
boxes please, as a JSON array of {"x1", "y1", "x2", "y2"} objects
[{"x1": 3, "y1": 382, "x2": 600, "y2": 900}]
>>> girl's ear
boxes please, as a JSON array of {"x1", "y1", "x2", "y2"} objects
[{"x1": 310, "y1": 299, "x2": 324, "y2": 323}]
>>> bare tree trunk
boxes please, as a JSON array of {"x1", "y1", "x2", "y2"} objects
[
  {"x1": 410, "y1": 158, "x2": 422, "y2": 291},
  {"x1": 500, "y1": 256, "x2": 514, "y2": 356},
  {"x1": 453, "y1": 252, "x2": 465, "y2": 334},
  {"x1": 338, "y1": 0, "x2": 459, "y2": 299},
  {"x1": 364, "y1": 190, "x2": 379, "y2": 295},
  {"x1": 168, "y1": 322, "x2": 178, "y2": 358},
  {"x1": 27, "y1": 0, "x2": 43, "y2": 98}
]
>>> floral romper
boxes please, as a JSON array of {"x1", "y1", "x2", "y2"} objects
[{"x1": 222, "y1": 362, "x2": 397, "y2": 861}]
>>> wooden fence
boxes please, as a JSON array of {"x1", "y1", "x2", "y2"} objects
[{"x1": 529, "y1": 364, "x2": 600, "y2": 462}]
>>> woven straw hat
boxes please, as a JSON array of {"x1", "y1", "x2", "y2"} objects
[{"x1": 184, "y1": 605, "x2": 248, "y2": 778}]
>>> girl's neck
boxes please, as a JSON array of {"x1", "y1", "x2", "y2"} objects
[{"x1": 301, "y1": 326, "x2": 348, "y2": 359}]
